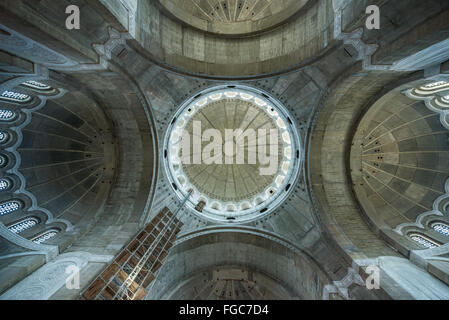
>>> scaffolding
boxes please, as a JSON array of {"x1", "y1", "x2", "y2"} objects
[{"x1": 81, "y1": 192, "x2": 191, "y2": 300}]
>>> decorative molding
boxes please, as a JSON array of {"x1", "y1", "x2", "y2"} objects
[
  {"x1": 0, "y1": 251, "x2": 113, "y2": 300},
  {"x1": 394, "y1": 179, "x2": 449, "y2": 235},
  {"x1": 92, "y1": 27, "x2": 132, "y2": 66},
  {"x1": 0, "y1": 222, "x2": 58, "y2": 261},
  {"x1": 410, "y1": 242, "x2": 449, "y2": 269},
  {"x1": 175, "y1": 225, "x2": 304, "y2": 254},
  {"x1": 0, "y1": 25, "x2": 77, "y2": 69},
  {"x1": 333, "y1": 1, "x2": 449, "y2": 73},
  {"x1": 0, "y1": 65, "x2": 49, "y2": 93},
  {"x1": 391, "y1": 38, "x2": 449, "y2": 72},
  {"x1": 0, "y1": 251, "x2": 50, "y2": 261},
  {"x1": 113, "y1": 58, "x2": 159, "y2": 229},
  {"x1": 403, "y1": 78, "x2": 449, "y2": 130},
  {"x1": 58, "y1": 27, "x2": 131, "y2": 72},
  {"x1": 332, "y1": 1, "x2": 388, "y2": 72},
  {"x1": 0, "y1": 24, "x2": 131, "y2": 73},
  {"x1": 322, "y1": 262, "x2": 365, "y2": 300},
  {"x1": 376, "y1": 256, "x2": 449, "y2": 299},
  {"x1": 120, "y1": 0, "x2": 137, "y2": 38}
]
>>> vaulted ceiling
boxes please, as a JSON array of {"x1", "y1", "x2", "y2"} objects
[
  {"x1": 1, "y1": 0, "x2": 449, "y2": 301},
  {"x1": 158, "y1": 0, "x2": 309, "y2": 35}
]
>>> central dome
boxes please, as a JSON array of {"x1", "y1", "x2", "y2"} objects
[
  {"x1": 164, "y1": 85, "x2": 300, "y2": 223},
  {"x1": 183, "y1": 97, "x2": 280, "y2": 202}
]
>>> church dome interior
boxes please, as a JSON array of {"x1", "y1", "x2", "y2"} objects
[
  {"x1": 1, "y1": 0, "x2": 449, "y2": 306},
  {"x1": 165, "y1": 85, "x2": 300, "y2": 222}
]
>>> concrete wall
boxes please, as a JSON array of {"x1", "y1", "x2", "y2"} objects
[
  {"x1": 99, "y1": 0, "x2": 335, "y2": 76},
  {"x1": 147, "y1": 231, "x2": 330, "y2": 300}
]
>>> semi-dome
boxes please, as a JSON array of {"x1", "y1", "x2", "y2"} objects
[
  {"x1": 159, "y1": 0, "x2": 309, "y2": 35},
  {"x1": 0, "y1": 80, "x2": 116, "y2": 249},
  {"x1": 350, "y1": 83, "x2": 449, "y2": 232}
]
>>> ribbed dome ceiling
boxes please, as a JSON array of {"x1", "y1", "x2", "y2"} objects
[
  {"x1": 18, "y1": 95, "x2": 115, "y2": 222},
  {"x1": 0, "y1": 81, "x2": 116, "y2": 246},
  {"x1": 182, "y1": 98, "x2": 281, "y2": 203},
  {"x1": 164, "y1": 86, "x2": 300, "y2": 222},
  {"x1": 351, "y1": 90, "x2": 449, "y2": 229}
]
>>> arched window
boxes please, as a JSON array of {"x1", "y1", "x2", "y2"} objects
[
  {"x1": 422, "y1": 81, "x2": 449, "y2": 89},
  {"x1": 432, "y1": 222, "x2": 449, "y2": 237},
  {"x1": 32, "y1": 229, "x2": 58, "y2": 244},
  {"x1": 0, "y1": 130, "x2": 9, "y2": 144},
  {"x1": 0, "y1": 178, "x2": 11, "y2": 191},
  {"x1": 0, "y1": 109, "x2": 16, "y2": 121},
  {"x1": 0, "y1": 200, "x2": 22, "y2": 216},
  {"x1": 22, "y1": 81, "x2": 51, "y2": 91},
  {"x1": 0, "y1": 154, "x2": 8, "y2": 168},
  {"x1": 8, "y1": 218, "x2": 38, "y2": 234},
  {"x1": 414, "y1": 81, "x2": 449, "y2": 95},
  {"x1": 409, "y1": 233, "x2": 440, "y2": 249},
  {"x1": 424, "y1": 81, "x2": 447, "y2": 88},
  {"x1": 0, "y1": 90, "x2": 31, "y2": 103}
]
